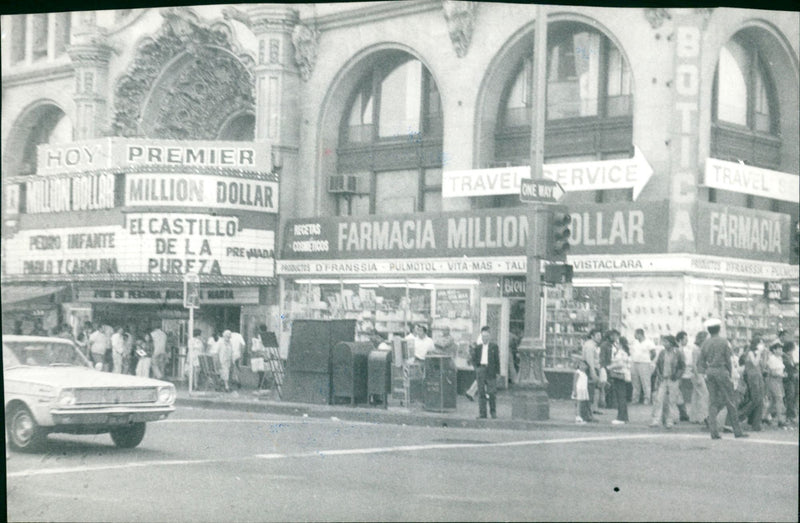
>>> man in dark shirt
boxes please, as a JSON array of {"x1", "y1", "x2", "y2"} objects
[{"x1": 697, "y1": 318, "x2": 748, "y2": 440}]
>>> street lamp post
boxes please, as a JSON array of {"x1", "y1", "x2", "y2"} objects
[{"x1": 512, "y1": 4, "x2": 550, "y2": 420}]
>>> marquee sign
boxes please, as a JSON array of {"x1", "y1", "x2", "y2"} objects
[
  {"x1": 3, "y1": 213, "x2": 275, "y2": 279},
  {"x1": 36, "y1": 138, "x2": 273, "y2": 176}
]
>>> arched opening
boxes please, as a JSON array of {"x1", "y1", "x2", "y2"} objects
[
  {"x1": 710, "y1": 25, "x2": 799, "y2": 214},
  {"x1": 218, "y1": 112, "x2": 255, "y2": 141},
  {"x1": 3, "y1": 103, "x2": 72, "y2": 176},
  {"x1": 331, "y1": 49, "x2": 444, "y2": 217},
  {"x1": 490, "y1": 21, "x2": 634, "y2": 207}
]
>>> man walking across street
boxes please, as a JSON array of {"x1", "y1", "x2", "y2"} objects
[
  {"x1": 630, "y1": 328, "x2": 655, "y2": 405},
  {"x1": 88, "y1": 324, "x2": 107, "y2": 370},
  {"x1": 650, "y1": 335, "x2": 685, "y2": 428},
  {"x1": 470, "y1": 326, "x2": 500, "y2": 419},
  {"x1": 110, "y1": 326, "x2": 126, "y2": 374},
  {"x1": 697, "y1": 318, "x2": 748, "y2": 440}
]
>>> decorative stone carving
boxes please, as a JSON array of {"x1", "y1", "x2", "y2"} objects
[
  {"x1": 442, "y1": 0, "x2": 478, "y2": 58},
  {"x1": 222, "y1": 6, "x2": 252, "y2": 28},
  {"x1": 644, "y1": 8, "x2": 671, "y2": 29},
  {"x1": 291, "y1": 23, "x2": 319, "y2": 81},
  {"x1": 112, "y1": 10, "x2": 254, "y2": 138}
]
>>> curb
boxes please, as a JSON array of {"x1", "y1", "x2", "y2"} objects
[{"x1": 175, "y1": 396, "x2": 706, "y2": 435}]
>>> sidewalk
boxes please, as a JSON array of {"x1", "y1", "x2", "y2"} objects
[{"x1": 174, "y1": 383, "x2": 717, "y2": 434}]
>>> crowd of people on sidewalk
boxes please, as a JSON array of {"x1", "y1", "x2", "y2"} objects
[
  {"x1": 571, "y1": 320, "x2": 799, "y2": 437},
  {"x1": 29, "y1": 320, "x2": 264, "y2": 391}
]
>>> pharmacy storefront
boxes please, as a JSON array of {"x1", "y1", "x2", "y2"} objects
[
  {"x1": 2, "y1": 138, "x2": 278, "y2": 353},
  {"x1": 277, "y1": 201, "x2": 798, "y2": 389}
]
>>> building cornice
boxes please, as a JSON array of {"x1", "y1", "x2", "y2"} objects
[
  {"x1": 2, "y1": 64, "x2": 74, "y2": 88},
  {"x1": 308, "y1": 0, "x2": 439, "y2": 33}
]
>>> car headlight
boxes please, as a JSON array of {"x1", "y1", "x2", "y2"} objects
[
  {"x1": 57, "y1": 389, "x2": 76, "y2": 406},
  {"x1": 157, "y1": 385, "x2": 176, "y2": 405}
]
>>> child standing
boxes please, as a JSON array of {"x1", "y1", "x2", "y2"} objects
[{"x1": 573, "y1": 359, "x2": 593, "y2": 424}]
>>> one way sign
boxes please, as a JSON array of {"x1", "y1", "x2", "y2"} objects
[{"x1": 519, "y1": 178, "x2": 565, "y2": 204}]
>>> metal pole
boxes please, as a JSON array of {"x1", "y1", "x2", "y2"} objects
[
  {"x1": 188, "y1": 305, "x2": 194, "y2": 394},
  {"x1": 512, "y1": 3, "x2": 550, "y2": 420}
]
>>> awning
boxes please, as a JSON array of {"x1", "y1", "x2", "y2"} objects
[{"x1": 1, "y1": 285, "x2": 67, "y2": 308}]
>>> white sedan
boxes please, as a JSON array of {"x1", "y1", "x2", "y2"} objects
[{"x1": 4, "y1": 335, "x2": 176, "y2": 452}]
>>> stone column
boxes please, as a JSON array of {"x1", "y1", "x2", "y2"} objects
[{"x1": 68, "y1": 13, "x2": 113, "y2": 139}]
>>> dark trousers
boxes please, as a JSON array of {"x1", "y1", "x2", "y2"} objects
[
  {"x1": 579, "y1": 400, "x2": 593, "y2": 421},
  {"x1": 610, "y1": 378, "x2": 629, "y2": 422},
  {"x1": 476, "y1": 366, "x2": 497, "y2": 418},
  {"x1": 784, "y1": 376, "x2": 798, "y2": 421},
  {"x1": 707, "y1": 369, "x2": 744, "y2": 438},
  {"x1": 736, "y1": 373, "x2": 764, "y2": 430}
]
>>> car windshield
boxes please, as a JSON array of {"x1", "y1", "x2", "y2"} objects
[{"x1": 3, "y1": 341, "x2": 91, "y2": 369}]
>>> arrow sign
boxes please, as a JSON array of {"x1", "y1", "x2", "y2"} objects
[
  {"x1": 442, "y1": 146, "x2": 653, "y2": 200},
  {"x1": 519, "y1": 178, "x2": 565, "y2": 203}
]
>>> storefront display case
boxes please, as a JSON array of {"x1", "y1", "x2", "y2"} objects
[
  {"x1": 281, "y1": 278, "x2": 479, "y2": 367},
  {"x1": 544, "y1": 284, "x2": 622, "y2": 369}
]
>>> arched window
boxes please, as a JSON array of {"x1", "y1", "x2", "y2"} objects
[
  {"x1": 18, "y1": 106, "x2": 72, "y2": 175},
  {"x1": 336, "y1": 55, "x2": 443, "y2": 216},
  {"x1": 712, "y1": 36, "x2": 779, "y2": 171},
  {"x1": 493, "y1": 23, "x2": 633, "y2": 206}
]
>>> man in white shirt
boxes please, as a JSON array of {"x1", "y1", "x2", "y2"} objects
[
  {"x1": 412, "y1": 324, "x2": 434, "y2": 362},
  {"x1": 110, "y1": 327, "x2": 126, "y2": 374},
  {"x1": 151, "y1": 326, "x2": 168, "y2": 379},
  {"x1": 630, "y1": 328, "x2": 656, "y2": 405},
  {"x1": 230, "y1": 331, "x2": 246, "y2": 364},
  {"x1": 88, "y1": 325, "x2": 107, "y2": 369}
]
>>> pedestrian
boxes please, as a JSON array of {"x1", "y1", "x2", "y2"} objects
[
  {"x1": 76, "y1": 321, "x2": 93, "y2": 358},
  {"x1": 411, "y1": 324, "x2": 434, "y2": 362},
  {"x1": 696, "y1": 318, "x2": 748, "y2": 439},
  {"x1": 88, "y1": 323, "x2": 107, "y2": 370},
  {"x1": 218, "y1": 330, "x2": 235, "y2": 392},
  {"x1": 111, "y1": 326, "x2": 126, "y2": 374},
  {"x1": 369, "y1": 329, "x2": 391, "y2": 351},
  {"x1": 470, "y1": 325, "x2": 500, "y2": 419},
  {"x1": 689, "y1": 330, "x2": 710, "y2": 425},
  {"x1": 629, "y1": 328, "x2": 655, "y2": 405},
  {"x1": 582, "y1": 327, "x2": 603, "y2": 414},
  {"x1": 135, "y1": 333, "x2": 154, "y2": 378},
  {"x1": 207, "y1": 329, "x2": 221, "y2": 355},
  {"x1": 764, "y1": 340, "x2": 787, "y2": 428},
  {"x1": 187, "y1": 328, "x2": 205, "y2": 389},
  {"x1": 572, "y1": 358, "x2": 593, "y2": 424},
  {"x1": 734, "y1": 338, "x2": 765, "y2": 431},
  {"x1": 778, "y1": 330, "x2": 798, "y2": 425},
  {"x1": 151, "y1": 324, "x2": 168, "y2": 379},
  {"x1": 676, "y1": 331, "x2": 693, "y2": 422},
  {"x1": 598, "y1": 330, "x2": 617, "y2": 409},
  {"x1": 650, "y1": 335, "x2": 685, "y2": 428},
  {"x1": 122, "y1": 326, "x2": 135, "y2": 375},
  {"x1": 607, "y1": 334, "x2": 630, "y2": 425}
]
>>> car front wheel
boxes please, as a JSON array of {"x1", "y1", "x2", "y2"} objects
[
  {"x1": 110, "y1": 422, "x2": 146, "y2": 448},
  {"x1": 7, "y1": 405, "x2": 47, "y2": 452}
]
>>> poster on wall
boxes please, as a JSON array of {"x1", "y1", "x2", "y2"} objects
[{"x1": 435, "y1": 288, "x2": 471, "y2": 319}]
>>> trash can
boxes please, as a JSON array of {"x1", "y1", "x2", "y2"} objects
[
  {"x1": 423, "y1": 354, "x2": 457, "y2": 412},
  {"x1": 367, "y1": 350, "x2": 392, "y2": 408},
  {"x1": 331, "y1": 341, "x2": 373, "y2": 405}
]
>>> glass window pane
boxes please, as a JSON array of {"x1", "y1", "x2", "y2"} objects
[
  {"x1": 424, "y1": 168, "x2": 442, "y2": 188},
  {"x1": 423, "y1": 190, "x2": 441, "y2": 213},
  {"x1": 32, "y1": 14, "x2": 48, "y2": 60},
  {"x1": 754, "y1": 62, "x2": 771, "y2": 133},
  {"x1": 375, "y1": 170, "x2": 418, "y2": 214},
  {"x1": 717, "y1": 40, "x2": 749, "y2": 126},
  {"x1": 12, "y1": 16, "x2": 27, "y2": 63},
  {"x1": 504, "y1": 60, "x2": 531, "y2": 127},
  {"x1": 379, "y1": 60, "x2": 422, "y2": 137},
  {"x1": 606, "y1": 47, "x2": 632, "y2": 117},
  {"x1": 547, "y1": 32, "x2": 600, "y2": 119}
]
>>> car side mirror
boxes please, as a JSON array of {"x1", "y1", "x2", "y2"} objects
[{"x1": 94, "y1": 362, "x2": 103, "y2": 371}]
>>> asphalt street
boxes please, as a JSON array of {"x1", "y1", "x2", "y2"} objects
[{"x1": 6, "y1": 405, "x2": 798, "y2": 522}]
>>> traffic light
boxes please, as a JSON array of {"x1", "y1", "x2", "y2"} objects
[{"x1": 546, "y1": 205, "x2": 571, "y2": 262}]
